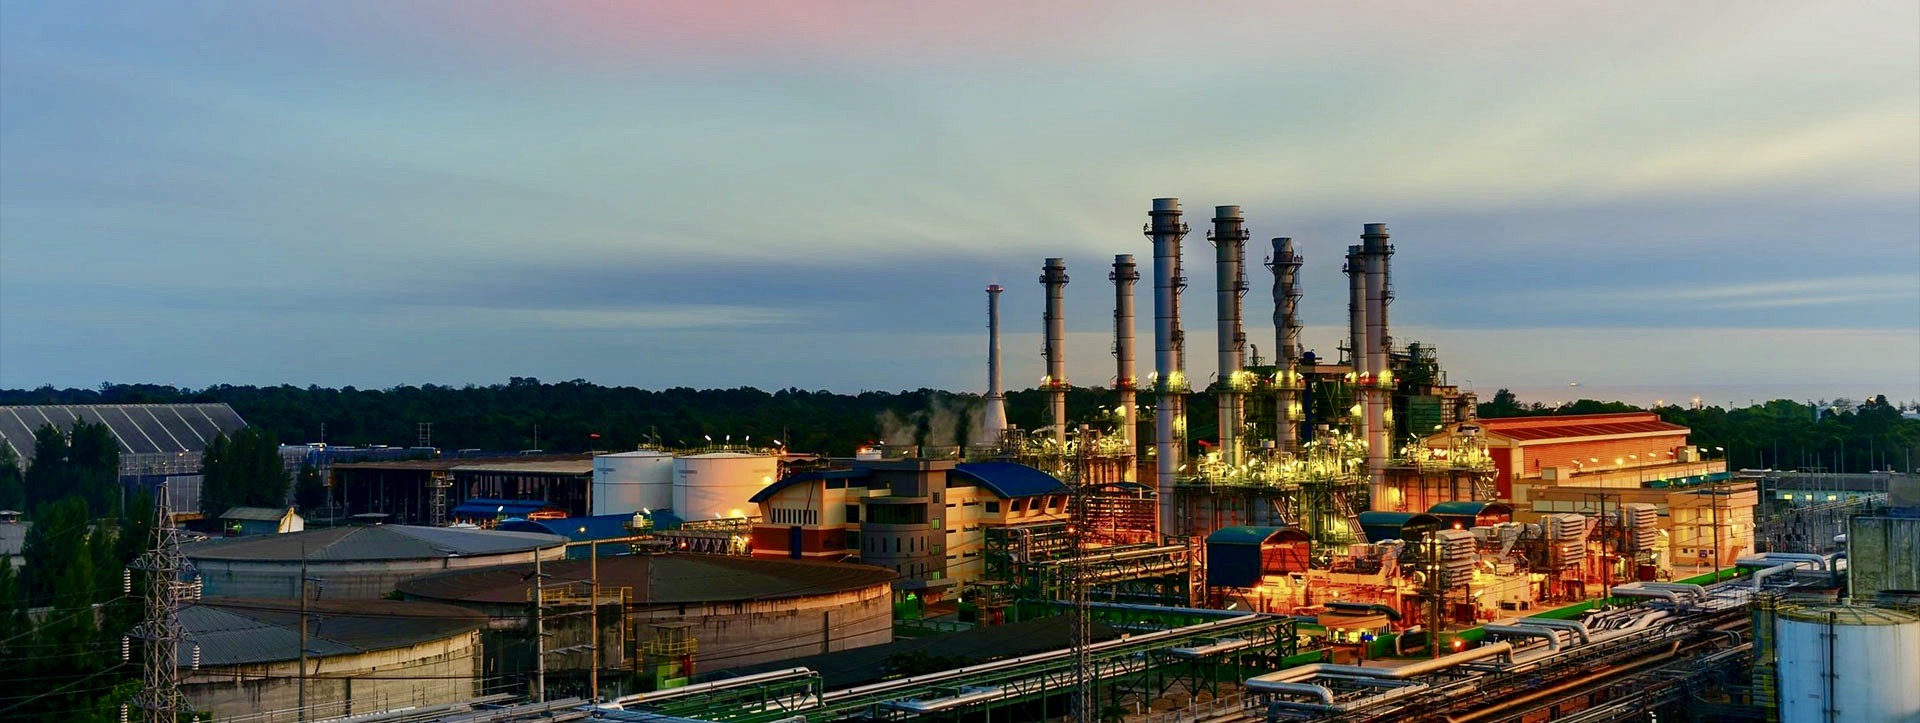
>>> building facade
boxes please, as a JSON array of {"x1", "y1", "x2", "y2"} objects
[{"x1": 748, "y1": 460, "x2": 1070, "y2": 599}]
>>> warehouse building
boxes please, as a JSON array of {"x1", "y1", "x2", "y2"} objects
[
  {"x1": 396, "y1": 553, "x2": 894, "y2": 685},
  {"x1": 184, "y1": 524, "x2": 566, "y2": 599},
  {"x1": 176, "y1": 598, "x2": 484, "y2": 721},
  {"x1": 329, "y1": 454, "x2": 592, "y2": 524}
]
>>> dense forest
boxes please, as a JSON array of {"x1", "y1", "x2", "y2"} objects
[{"x1": 4, "y1": 380, "x2": 1916, "y2": 474}]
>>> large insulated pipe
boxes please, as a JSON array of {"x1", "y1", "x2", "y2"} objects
[
  {"x1": 1268, "y1": 237, "x2": 1303, "y2": 453},
  {"x1": 1111, "y1": 255, "x2": 1139, "y2": 479},
  {"x1": 1147, "y1": 198, "x2": 1188, "y2": 536},
  {"x1": 1361, "y1": 223, "x2": 1393, "y2": 499},
  {"x1": 1485, "y1": 624, "x2": 1561, "y2": 652},
  {"x1": 1246, "y1": 642, "x2": 1515, "y2": 691},
  {"x1": 981, "y1": 285, "x2": 1009, "y2": 444},
  {"x1": 1518, "y1": 617, "x2": 1591, "y2": 645},
  {"x1": 1211, "y1": 206, "x2": 1247, "y2": 466}
]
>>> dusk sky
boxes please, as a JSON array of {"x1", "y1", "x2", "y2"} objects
[{"x1": 3, "y1": 2, "x2": 1916, "y2": 402}]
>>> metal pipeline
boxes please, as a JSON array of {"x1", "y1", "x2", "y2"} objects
[
  {"x1": 1445, "y1": 640, "x2": 1682, "y2": 723},
  {"x1": 1749, "y1": 561, "x2": 1801, "y2": 590},
  {"x1": 1610, "y1": 584, "x2": 1680, "y2": 604},
  {"x1": 1639, "y1": 582, "x2": 1709, "y2": 600},
  {"x1": 1485, "y1": 624, "x2": 1561, "y2": 652},
  {"x1": 1517, "y1": 617, "x2": 1591, "y2": 645},
  {"x1": 1394, "y1": 626, "x2": 1423, "y2": 657},
  {"x1": 1247, "y1": 641, "x2": 1515, "y2": 688},
  {"x1": 1738, "y1": 552, "x2": 1829, "y2": 572}
]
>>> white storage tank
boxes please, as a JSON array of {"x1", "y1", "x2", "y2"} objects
[
  {"x1": 593, "y1": 450, "x2": 675, "y2": 515},
  {"x1": 1775, "y1": 603, "x2": 1920, "y2": 722},
  {"x1": 673, "y1": 452, "x2": 779, "y2": 521}
]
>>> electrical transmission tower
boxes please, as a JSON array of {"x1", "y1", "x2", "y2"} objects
[{"x1": 125, "y1": 484, "x2": 198, "y2": 723}]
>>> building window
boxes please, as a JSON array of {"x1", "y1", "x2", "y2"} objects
[
  {"x1": 846, "y1": 504, "x2": 860, "y2": 523},
  {"x1": 985, "y1": 501, "x2": 1000, "y2": 513},
  {"x1": 1010, "y1": 499, "x2": 1025, "y2": 513}
]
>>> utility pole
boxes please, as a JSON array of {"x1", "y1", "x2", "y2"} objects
[
  {"x1": 589, "y1": 544, "x2": 600, "y2": 703},
  {"x1": 127, "y1": 483, "x2": 196, "y2": 723},
  {"x1": 1068, "y1": 482, "x2": 1093, "y2": 723}
]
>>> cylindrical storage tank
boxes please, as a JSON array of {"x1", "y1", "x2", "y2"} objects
[
  {"x1": 594, "y1": 450, "x2": 675, "y2": 515},
  {"x1": 1775, "y1": 604, "x2": 1920, "y2": 722},
  {"x1": 673, "y1": 452, "x2": 780, "y2": 521}
]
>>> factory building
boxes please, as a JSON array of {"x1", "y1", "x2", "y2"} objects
[
  {"x1": 1847, "y1": 473, "x2": 1920, "y2": 601},
  {"x1": 217, "y1": 506, "x2": 304, "y2": 535},
  {"x1": 0, "y1": 403, "x2": 249, "y2": 515},
  {"x1": 176, "y1": 598, "x2": 484, "y2": 721},
  {"x1": 396, "y1": 553, "x2": 894, "y2": 685},
  {"x1": 746, "y1": 459, "x2": 1070, "y2": 597},
  {"x1": 329, "y1": 454, "x2": 592, "y2": 525},
  {"x1": 184, "y1": 524, "x2": 566, "y2": 599},
  {"x1": 1420, "y1": 412, "x2": 1750, "y2": 568}
]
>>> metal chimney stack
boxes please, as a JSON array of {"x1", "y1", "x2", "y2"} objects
[
  {"x1": 1110, "y1": 254, "x2": 1139, "y2": 479},
  {"x1": 1269, "y1": 237, "x2": 1303, "y2": 453},
  {"x1": 1361, "y1": 223, "x2": 1394, "y2": 506},
  {"x1": 1041, "y1": 258, "x2": 1071, "y2": 446},
  {"x1": 981, "y1": 284, "x2": 1009, "y2": 444},
  {"x1": 1147, "y1": 198, "x2": 1189, "y2": 536},
  {"x1": 1210, "y1": 206, "x2": 1248, "y2": 467}
]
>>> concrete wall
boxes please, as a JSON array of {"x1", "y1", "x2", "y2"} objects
[
  {"x1": 182, "y1": 631, "x2": 479, "y2": 721},
  {"x1": 194, "y1": 547, "x2": 565, "y2": 600},
  {"x1": 1850, "y1": 516, "x2": 1920, "y2": 600}
]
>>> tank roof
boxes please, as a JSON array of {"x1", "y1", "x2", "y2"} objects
[
  {"x1": 1778, "y1": 604, "x2": 1920, "y2": 626},
  {"x1": 182, "y1": 525, "x2": 565, "y2": 562},
  {"x1": 397, "y1": 553, "x2": 895, "y2": 606},
  {"x1": 182, "y1": 598, "x2": 484, "y2": 667}
]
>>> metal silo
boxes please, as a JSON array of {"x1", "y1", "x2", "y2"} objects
[
  {"x1": 1774, "y1": 603, "x2": 1920, "y2": 722},
  {"x1": 672, "y1": 451, "x2": 780, "y2": 521},
  {"x1": 593, "y1": 450, "x2": 675, "y2": 515}
]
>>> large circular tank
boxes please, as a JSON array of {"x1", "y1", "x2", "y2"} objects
[
  {"x1": 593, "y1": 450, "x2": 675, "y2": 515},
  {"x1": 397, "y1": 554, "x2": 895, "y2": 673},
  {"x1": 672, "y1": 452, "x2": 779, "y2": 521},
  {"x1": 184, "y1": 525, "x2": 567, "y2": 599},
  {"x1": 1775, "y1": 603, "x2": 1920, "y2": 722}
]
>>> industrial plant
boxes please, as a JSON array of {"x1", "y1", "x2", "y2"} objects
[{"x1": 40, "y1": 199, "x2": 1919, "y2": 723}]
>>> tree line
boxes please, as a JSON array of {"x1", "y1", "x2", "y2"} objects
[{"x1": 1478, "y1": 389, "x2": 1920, "y2": 473}]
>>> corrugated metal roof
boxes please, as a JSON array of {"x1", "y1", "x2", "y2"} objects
[
  {"x1": 1356, "y1": 511, "x2": 1442, "y2": 542},
  {"x1": 749, "y1": 468, "x2": 871, "y2": 503},
  {"x1": 0, "y1": 522, "x2": 27, "y2": 556},
  {"x1": 1777, "y1": 604, "x2": 1920, "y2": 626},
  {"x1": 398, "y1": 553, "x2": 894, "y2": 606},
  {"x1": 450, "y1": 498, "x2": 559, "y2": 518},
  {"x1": 1205, "y1": 526, "x2": 1305, "y2": 546},
  {"x1": 219, "y1": 506, "x2": 292, "y2": 522},
  {"x1": 182, "y1": 524, "x2": 564, "y2": 562},
  {"x1": 0, "y1": 403, "x2": 246, "y2": 464},
  {"x1": 331, "y1": 453, "x2": 590, "y2": 472},
  {"x1": 1471, "y1": 413, "x2": 1688, "y2": 443},
  {"x1": 500, "y1": 514, "x2": 636, "y2": 542},
  {"x1": 450, "y1": 459, "x2": 593, "y2": 475},
  {"x1": 177, "y1": 598, "x2": 484, "y2": 667},
  {"x1": 1426, "y1": 501, "x2": 1511, "y2": 518},
  {"x1": 952, "y1": 462, "x2": 1068, "y2": 499}
]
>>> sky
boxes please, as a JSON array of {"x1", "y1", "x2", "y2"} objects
[{"x1": 2, "y1": 1, "x2": 1916, "y2": 402}]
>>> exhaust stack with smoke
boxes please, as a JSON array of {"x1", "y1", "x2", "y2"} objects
[{"x1": 980, "y1": 284, "x2": 1008, "y2": 444}]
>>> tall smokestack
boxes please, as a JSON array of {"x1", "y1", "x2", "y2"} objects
[
  {"x1": 1041, "y1": 258, "x2": 1071, "y2": 446},
  {"x1": 1211, "y1": 206, "x2": 1247, "y2": 466},
  {"x1": 1269, "y1": 237, "x2": 1303, "y2": 453},
  {"x1": 1147, "y1": 198, "x2": 1189, "y2": 536},
  {"x1": 1111, "y1": 254, "x2": 1139, "y2": 480},
  {"x1": 1361, "y1": 223, "x2": 1394, "y2": 507},
  {"x1": 981, "y1": 284, "x2": 1008, "y2": 444}
]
